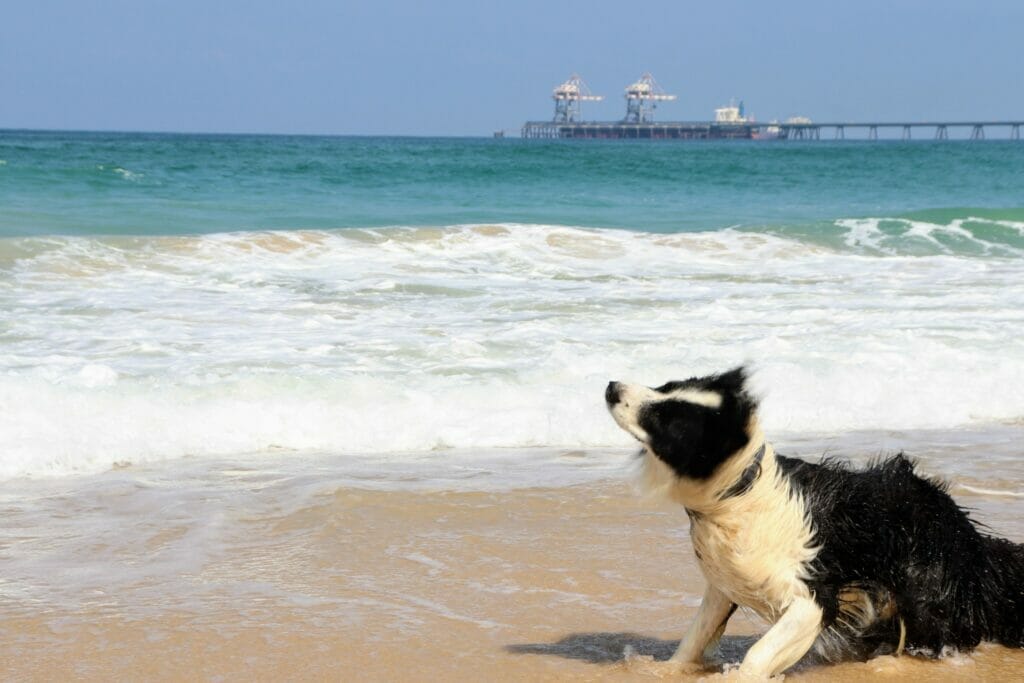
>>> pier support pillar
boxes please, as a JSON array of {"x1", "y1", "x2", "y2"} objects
[
  {"x1": 902, "y1": 125, "x2": 911, "y2": 141},
  {"x1": 935, "y1": 125, "x2": 948, "y2": 140},
  {"x1": 970, "y1": 124, "x2": 985, "y2": 140},
  {"x1": 1011, "y1": 124, "x2": 1020, "y2": 140},
  {"x1": 868, "y1": 126, "x2": 878, "y2": 141},
  {"x1": 835, "y1": 125, "x2": 845, "y2": 140}
]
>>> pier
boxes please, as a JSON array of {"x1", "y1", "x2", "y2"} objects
[
  {"x1": 522, "y1": 120, "x2": 1024, "y2": 141},
  {"x1": 761, "y1": 120, "x2": 1023, "y2": 141},
  {"x1": 522, "y1": 73, "x2": 1022, "y2": 141},
  {"x1": 522, "y1": 121, "x2": 756, "y2": 139}
]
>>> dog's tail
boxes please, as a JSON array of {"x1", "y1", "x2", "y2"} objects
[{"x1": 978, "y1": 536, "x2": 1024, "y2": 647}]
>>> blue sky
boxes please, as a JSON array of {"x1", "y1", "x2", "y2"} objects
[{"x1": 2, "y1": 0, "x2": 1022, "y2": 135}]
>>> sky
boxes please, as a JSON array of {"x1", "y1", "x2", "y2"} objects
[{"x1": 2, "y1": 0, "x2": 1023, "y2": 136}]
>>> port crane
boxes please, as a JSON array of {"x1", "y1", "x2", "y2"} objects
[
  {"x1": 552, "y1": 74, "x2": 603, "y2": 123},
  {"x1": 623, "y1": 73, "x2": 676, "y2": 123}
]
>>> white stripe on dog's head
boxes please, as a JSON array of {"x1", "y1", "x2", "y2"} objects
[
  {"x1": 667, "y1": 388, "x2": 723, "y2": 409},
  {"x1": 606, "y1": 383, "x2": 723, "y2": 443},
  {"x1": 605, "y1": 367, "x2": 757, "y2": 483}
]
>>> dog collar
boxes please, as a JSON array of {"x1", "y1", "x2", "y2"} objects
[{"x1": 718, "y1": 442, "x2": 766, "y2": 500}]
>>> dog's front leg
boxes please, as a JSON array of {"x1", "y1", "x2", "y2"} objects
[
  {"x1": 670, "y1": 584, "x2": 736, "y2": 667},
  {"x1": 739, "y1": 596, "x2": 822, "y2": 678}
]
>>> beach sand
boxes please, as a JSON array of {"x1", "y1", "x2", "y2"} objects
[{"x1": 2, "y1": 451, "x2": 1024, "y2": 681}]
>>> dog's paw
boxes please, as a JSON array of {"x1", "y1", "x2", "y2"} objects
[
  {"x1": 618, "y1": 648, "x2": 709, "y2": 677},
  {"x1": 698, "y1": 663, "x2": 777, "y2": 682}
]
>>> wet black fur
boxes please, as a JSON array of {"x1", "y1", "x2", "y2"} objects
[
  {"x1": 782, "y1": 453, "x2": 1024, "y2": 656},
  {"x1": 617, "y1": 366, "x2": 1024, "y2": 659}
]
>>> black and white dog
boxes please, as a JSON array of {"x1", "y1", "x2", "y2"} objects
[{"x1": 605, "y1": 367, "x2": 1024, "y2": 678}]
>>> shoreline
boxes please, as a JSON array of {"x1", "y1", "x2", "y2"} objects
[
  {"x1": 5, "y1": 423, "x2": 1024, "y2": 489},
  {"x1": 2, "y1": 436, "x2": 1023, "y2": 680}
]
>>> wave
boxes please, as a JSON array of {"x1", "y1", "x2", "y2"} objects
[
  {"x1": 832, "y1": 214, "x2": 1024, "y2": 257},
  {"x1": 2, "y1": 223, "x2": 1023, "y2": 477},
  {"x1": 3, "y1": 358, "x2": 1024, "y2": 479},
  {"x1": 2, "y1": 211, "x2": 1024, "y2": 262},
  {"x1": 740, "y1": 209, "x2": 1024, "y2": 258}
]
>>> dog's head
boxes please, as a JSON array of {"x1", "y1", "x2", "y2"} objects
[{"x1": 605, "y1": 367, "x2": 757, "y2": 481}]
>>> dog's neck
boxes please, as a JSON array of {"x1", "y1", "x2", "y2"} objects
[
  {"x1": 640, "y1": 424, "x2": 777, "y2": 515},
  {"x1": 698, "y1": 428, "x2": 777, "y2": 516},
  {"x1": 718, "y1": 441, "x2": 767, "y2": 501}
]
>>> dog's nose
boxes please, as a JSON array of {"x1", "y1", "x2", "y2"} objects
[{"x1": 605, "y1": 381, "x2": 621, "y2": 405}]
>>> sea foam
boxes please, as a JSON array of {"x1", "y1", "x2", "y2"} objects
[{"x1": 1, "y1": 224, "x2": 1023, "y2": 477}]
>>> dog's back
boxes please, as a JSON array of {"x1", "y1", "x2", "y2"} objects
[{"x1": 780, "y1": 453, "x2": 1024, "y2": 656}]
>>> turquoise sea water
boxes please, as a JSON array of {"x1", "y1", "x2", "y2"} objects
[
  {"x1": 1, "y1": 130, "x2": 1024, "y2": 477},
  {"x1": 3, "y1": 131, "x2": 1023, "y2": 247}
]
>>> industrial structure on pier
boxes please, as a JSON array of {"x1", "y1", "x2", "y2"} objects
[
  {"x1": 522, "y1": 72, "x2": 762, "y2": 140},
  {"x1": 521, "y1": 73, "x2": 1024, "y2": 141},
  {"x1": 551, "y1": 74, "x2": 603, "y2": 124},
  {"x1": 622, "y1": 73, "x2": 676, "y2": 123}
]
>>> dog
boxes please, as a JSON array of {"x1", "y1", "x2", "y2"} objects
[{"x1": 605, "y1": 366, "x2": 1024, "y2": 678}]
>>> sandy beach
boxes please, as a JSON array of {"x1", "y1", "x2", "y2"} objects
[{"x1": 3, "y1": 434, "x2": 1023, "y2": 681}]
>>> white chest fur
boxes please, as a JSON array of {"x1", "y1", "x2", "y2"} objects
[{"x1": 685, "y1": 449, "x2": 819, "y2": 621}]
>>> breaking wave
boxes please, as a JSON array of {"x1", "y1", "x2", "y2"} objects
[{"x1": 2, "y1": 223, "x2": 1023, "y2": 477}]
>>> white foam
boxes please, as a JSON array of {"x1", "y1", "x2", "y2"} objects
[
  {"x1": 1, "y1": 224, "x2": 1024, "y2": 478},
  {"x1": 75, "y1": 363, "x2": 119, "y2": 388},
  {"x1": 112, "y1": 167, "x2": 143, "y2": 182},
  {"x1": 836, "y1": 216, "x2": 1024, "y2": 257}
]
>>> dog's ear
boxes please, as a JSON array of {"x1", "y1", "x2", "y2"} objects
[{"x1": 712, "y1": 366, "x2": 749, "y2": 395}]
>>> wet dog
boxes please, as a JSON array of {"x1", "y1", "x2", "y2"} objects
[{"x1": 605, "y1": 367, "x2": 1024, "y2": 677}]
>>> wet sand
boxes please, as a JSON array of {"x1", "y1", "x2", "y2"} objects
[{"x1": 2, "y1": 448, "x2": 1024, "y2": 681}]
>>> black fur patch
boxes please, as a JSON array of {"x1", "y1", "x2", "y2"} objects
[
  {"x1": 638, "y1": 367, "x2": 756, "y2": 481},
  {"x1": 780, "y1": 453, "x2": 1024, "y2": 655}
]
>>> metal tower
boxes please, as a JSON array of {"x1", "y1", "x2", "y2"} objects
[
  {"x1": 623, "y1": 73, "x2": 677, "y2": 123},
  {"x1": 552, "y1": 74, "x2": 603, "y2": 123}
]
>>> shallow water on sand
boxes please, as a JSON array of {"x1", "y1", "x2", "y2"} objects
[{"x1": 2, "y1": 430, "x2": 1023, "y2": 681}]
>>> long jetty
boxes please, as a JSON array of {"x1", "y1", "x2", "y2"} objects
[
  {"x1": 770, "y1": 121, "x2": 1023, "y2": 140},
  {"x1": 521, "y1": 120, "x2": 1024, "y2": 140}
]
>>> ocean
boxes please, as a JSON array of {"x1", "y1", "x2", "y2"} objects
[{"x1": 2, "y1": 130, "x2": 1024, "y2": 680}]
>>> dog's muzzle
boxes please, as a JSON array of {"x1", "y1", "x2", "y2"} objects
[
  {"x1": 605, "y1": 381, "x2": 622, "y2": 406},
  {"x1": 605, "y1": 381, "x2": 651, "y2": 443}
]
